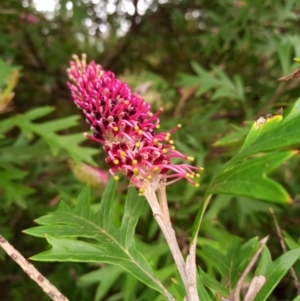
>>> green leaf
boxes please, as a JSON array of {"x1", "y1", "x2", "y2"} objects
[
  {"x1": 22, "y1": 106, "x2": 56, "y2": 121},
  {"x1": 25, "y1": 181, "x2": 174, "y2": 299},
  {"x1": 285, "y1": 237, "x2": 300, "y2": 250},
  {"x1": 202, "y1": 236, "x2": 260, "y2": 288},
  {"x1": 201, "y1": 244, "x2": 228, "y2": 277},
  {"x1": 254, "y1": 248, "x2": 300, "y2": 301},
  {"x1": 31, "y1": 115, "x2": 80, "y2": 132},
  {"x1": 233, "y1": 98, "x2": 300, "y2": 160},
  {"x1": 197, "y1": 276, "x2": 215, "y2": 301},
  {"x1": 207, "y1": 98, "x2": 300, "y2": 203},
  {"x1": 0, "y1": 106, "x2": 99, "y2": 164},
  {"x1": 191, "y1": 61, "x2": 206, "y2": 76},
  {"x1": 276, "y1": 40, "x2": 293, "y2": 74},
  {"x1": 198, "y1": 268, "x2": 229, "y2": 297},
  {"x1": 0, "y1": 167, "x2": 35, "y2": 206},
  {"x1": 207, "y1": 151, "x2": 294, "y2": 203},
  {"x1": 171, "y1": 278, "x2": 186, "y2": 299},
  {"x1": 78, "y1": 265, "x2": 124, "y2": 301},
  {"x1": 44, "y1": 133, "x2": 99, "y2": 165},
  {"x1": 0, "y1": 115, "x2": 18, "y2": 134},
  {"x1": 255, "y1": 247, "x2": 273, "y2": 276},
  {"x1": 15, "y1": 109, "x2": 99, "y2": 164}
]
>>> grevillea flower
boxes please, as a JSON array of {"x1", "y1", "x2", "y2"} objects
[{"x1": 67, "y1": 54, "x2": 202, "y2": 192}]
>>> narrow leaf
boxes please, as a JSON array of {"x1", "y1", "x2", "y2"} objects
[
  {"x1": 254, "y1": 249, "x2": 300, "y2": 301},
  {"x1": 207, "y1": 151, "x2": 295, "y2": 204},
  {"x1": 22, "y1": 106, "x2": 56, "y2": 121}
]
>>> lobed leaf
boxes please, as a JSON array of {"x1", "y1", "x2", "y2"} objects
[{"x1": 25, "y1": 181, "x2": 173, "y2": 298}]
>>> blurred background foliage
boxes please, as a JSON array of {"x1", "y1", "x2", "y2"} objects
[{"x1": 1, "y1": 0, "x2": 300, "y2": 300}]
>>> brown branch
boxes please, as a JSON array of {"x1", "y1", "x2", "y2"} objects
[
  {"x1": 277, "y1": 68, "x2": 300, "y2": 82},
  {"x1": 255, "y1": 82, "x2": 287, "y2": 118},
  {"x1": 256, "y1": 76, "x2": 300, "y2": 118},
  {"x1": 18, "y1": 29, "x2": 46, "y2": 71},
  {"x1": 174, "y1": 85, "x2": 198, "y2": 118},
  {"x1": 270, "y1": 208, "x2": 300, "y2": 294},
  {"x1": 0, "y1": 234, "x2": 69, "y2": 301}
]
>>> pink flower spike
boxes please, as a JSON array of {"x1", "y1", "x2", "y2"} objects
[{"x1": 67, "y1": 54, "x2": 203, "y2": 191}]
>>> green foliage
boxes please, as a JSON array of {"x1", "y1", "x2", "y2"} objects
[
  {"x1": 1, "y1": 106, "x2": 98, "y2": 163},
  {"x1": 254, "y1": 247, "x2": 300, "y2": 301},
  {"x1": 25, "y1": 182, "x2": 178, "y2": 300},
  {"x1": 205, "y1": 97, "x2": 300, "y2": 203},
  {"x1": 178, "y1": 62, "x2": 246, "y2": 103},
  {"x1": 0, "y1": 104, "x2": 99, "y2": 207}
]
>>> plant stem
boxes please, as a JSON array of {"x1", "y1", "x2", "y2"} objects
[
  {"x1": 157, "y1": 184, "x2": 171, "y2": 223},
  {"x1": 186, "y1": 194, "x2": 213, "y2": 301},
  {"x1": 144, "y1": 186, "x2": 199, "y2": 301},
  {"x1": 0, "y1": 234, "x2": 69, "y2": 301}
]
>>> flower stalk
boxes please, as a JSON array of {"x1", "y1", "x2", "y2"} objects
[{"x1": 143, "y1": 184, "x2": 199, "y2": 301}]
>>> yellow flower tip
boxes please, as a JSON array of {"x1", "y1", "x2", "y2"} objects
[
  {"x1": 83, "y1": 132, "x2": 89, "y2": 137},
  {"x1": 81, "y1": 54, "x2": 87, "y2": 67},
  {"x1": 165, "y1": 136, "x2": 170, "y2": 141},
  {"x1": 132, "y1": 159, "x2": 138, "y2": 165},
  {"x1": 148, "y1": 112, "x2": 153, "y2": 117},
  {"x1": 169, "y1": 140, "x2": 174, "y2": 145},
  {"x1": 120, "y1": 151, "x2": 126, "y2": 157},
  {"x1": 187, "y1": 156, "x2": 194, "y2": 162},
  {"x1": 162, "y1": 148, "x2": 168, "y2": 154},
  {"x1": 133, "y1": 167, "x2": 139, "y2": 175},
  {"x1": 186, "y1": 173, "x2": 191, "y2": 178},
  {"x1": 196, "y1": 173, "x2": 200, "y2": 178},
  {"x1": 113, "y1": 176, "x2": 119, "y2": 181},
  {"x1": 147, "y1": 175, "x2": 153, "y2": 180},
  {"x1": 139, "y1": 188, "x2": 145, "y2": 194},
  {"x1": 199, "y1": 167, "x2": 204, "y2": 171},
  {"x1": 171, "y1": 146, "x2": 175, "y2": 150},
  {"x1": 194, "y1": 183, "x2": 200, "y2": 188},
  {"x1": 113, "y1": 126, "x2": 119, "y2": 132},
  {"x1": 156, "y1": 124, "x2": 160, "y2": 129},
  {"x1": 153, "y1": 138, "x2": 158, "y2": 145},
  {"x1": 177, "y1": 124, "x2": 182, "y2": 128},
  {"x1": 113, "y1": 159, "x2": 119, "y2": 165},
  {"x1": 135, "y1": 126, "x2": 139, "y2": 131},
  {"x1": 124, "y1": 100, "x2": 129, "y2": 105},
  {"x1": 166, "y1": 133, "x2": 171, "y2": 137},
  {"x1": 159, "y1": 107, "x2": 164, "y2": 112},
  {"x1": 153, "y1": 166, "x2": 159, "y2": 172},
  {"x1": 135, "y1": 142, "x2": 140, "y2": 147},
  {"x1": 72, "y1": 54, "x2": 80, "y2": 64},
  {"x1": 138, "y1": 130, "x2": 143, "y2": 135}
]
